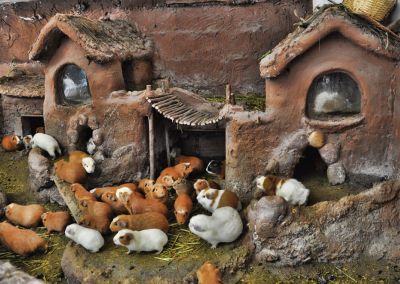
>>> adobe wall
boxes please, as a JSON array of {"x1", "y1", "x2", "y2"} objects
[{"x1": 0, "y1": 0, "x2": 311, "y2": 95}]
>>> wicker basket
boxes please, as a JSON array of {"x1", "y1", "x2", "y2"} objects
[{"x1": 343, "y1": 0, "x2": 396, "y2": 22}]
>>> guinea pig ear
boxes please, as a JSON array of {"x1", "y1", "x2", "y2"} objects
[
  {"x1": 80, "y1": 200, "x2": 88, "y2": 208},
  {"x1": 125, "y1": 233, "x2": 133, "y2": 241},
  {"x1": 184, "y1": 162, "x2": 191, "y2": 169},
  {"x1": 205, "y1": 191, "x2": 215, "y2": 200},
  {"x1": 117, "y1": 221, "x2": 128, "y2": 228}
]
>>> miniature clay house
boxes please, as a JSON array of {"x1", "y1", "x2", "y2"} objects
[
  {"x1": 225, "y1": 7, "x2": 400, "y2": 201},
  {"x1": 0, "y1": 74, "x2": 45, "y2": 136},
  {"x1": 28, "y1": 14, "x2": 153, "y2": 185}
]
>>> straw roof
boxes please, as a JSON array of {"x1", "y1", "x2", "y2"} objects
[
  {"x1": 29, "y1": 14, "x2": 153, "y2": 63},
  {"x1": 260, "y1": 6, "x2": 400, "y2": 78},
  {"x1": 0, "y1": 75, "x2": 44, "y2": 98}
]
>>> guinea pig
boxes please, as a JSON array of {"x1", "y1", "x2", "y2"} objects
[
  {"x1": 101, "y1": 191, "x2": 129, "y2": 215},
  {"x1": 35, "y1": 126, "x2": 45, "y2": 134},
  {"x1": 41, "y1": 211, "x2": 71, "y2": 233},
  {"x1": 189, "y1": 206, "x2": 243, "y2": 248},
  {"x1": 0, "y1": 222, "x2": 48, "y2": 256},
  {"x1": 156, "y1": 175, "x2": 176, "y2": 189},
  {"x1": 23, "y1": 135, "x2": 33, "y2": 150},
  {"x1": 109, "y1": 212, "x2": 169, "y2": 233},
  {"x1": 193, "y1": 179, "x2": 221, "y2": 195},
  {"x1": 1, "y1": 134, "x2": 22, "y2": 152},
  {"x1": 255, "y1": 175, "x2": 309, "y2": 205},
  {"x1": 145, "y1": 183, "x2": 169, "y2": 204},
  {"x1": 197, "y1": 261, "x2": 222, "y2": 284},
  {"x1": 138, "y1": 178, "x2": 155, "y2": 194},
  {"x1": 197, "y1": 188, "x2": 241, "y2": 213},
  {"x1": 71, "y1": 183, "x2": 96, "y2": 202},
  {"x1": 78, "y1": 199, "x2": 113, "y2": 235},
  {"x1": 65, "y1": 224, "x2": 104, "y2": 253},
  {"x1": 68, "y1": 150, "x2": 95, "y2": 174},
  {"x1": 90, "y1": 183, "x2": 139, "y2": 199},
  {"x1": 116, "y1": 187, "x2": 168, "y2": 217},
  {"x1": 174, "y1": 155, "x2": 204, "y2": 174},
  {"x1": 206, "y1": 160, "x2": 225, "y2": 179},
  {"x1": 174, "y1": 193, "x2": 193, "y2": 224},
  {"x1": 30, "y1": 133, "x2": 61, "y2": 159},
  {"x1": 5, "y1": 203, "x2": 45, "y2": 228},
  {"x1": 113, "y1": 228, "x2": 168, "y2": 254},
  {"x1": 156, "y1": 163, "x2": 193, "y2": 186},
  {"x1": 172, "y1": 178, "x2": 194, "y2": 196},
  {"x1": 54, "y1": 160, "x2": 87, "y2": 184}
]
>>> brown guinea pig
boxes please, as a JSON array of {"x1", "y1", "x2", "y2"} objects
[
  {"x1": 41, "y1": 211, "x2": 71, "y2": 233},
  {"x1": 138, "y1": 178, "x2": 155, "y2": 194},
  {"x1": 71, "y1": 183, "x2": 96, "y2": 202},
  {"x1": 172, "y1": 178, "x2": 194, "y2": 196},
  {"x1": 5, "y1": 203, "x2": 45, "y2": 228},
  {"x1": 174, "y1": 193, "x2": 193, "y2": 224},
  {"x1": 101, "y1": 191, "x2": 129, "y2": 215},
  {"x1": 145, "y1": 183, "x2": 169, "y2": 204},
  {"x1": 1, "y1": 135, "x2": 22, "y2": 152},
  {"x1": 55, "y1": 159, "x2": 87, "y2": 184},
  {"x1": 194, "y1": 179, "x2": 221, "y2": 195},
  {"x1": 197, "y1": 261, "x2": 222, "y2": 284},
  {"x1": 156, "y1": 163, "x2": 193, "y2": 186},
  {"x1": 78, "y1": 199, "x2": 113, "y2": 235},
  {"x1": 0, "y1": 222, "x2": 48, "y2": 256},
  {"x1": 35, "y1": 126, "x2": 45, "y2": 134},
  {"x1": 90, "y1": 183, "x2": 139, "y2": 199},
  {"x1": 109, "y1": 212, "x2": 169, "y2": 233},
  {"x1": 174, "y1": 155, "x2": 204, "y2": 174}
]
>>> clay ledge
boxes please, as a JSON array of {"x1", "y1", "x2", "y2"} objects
[{"x1": 303, "y1": 115, "x2": 365, "y2": 132}]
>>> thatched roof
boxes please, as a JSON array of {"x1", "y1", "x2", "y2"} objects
[
  {"x1": 147, "y1": 88, "x2": 223, "y2": 126},
  {"x1": 29, "y1": 14, "x2": 153, "y2": 63},
  {"x1": 0, "y1": 75, "x2": 44, "y2": 98},
  {"x1": 260, "y1": 6, "x2": 400, "y2": 78}
]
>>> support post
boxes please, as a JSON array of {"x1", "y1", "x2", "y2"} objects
[
  {"x1": 148, "y1": 111, "x2": 155, "y2": 179},
  {"x1": 165, "y1": 124, "x2": 171, "y2": 167},
  {"x1": 225, "y1": 84, "x2": 236, "y2": 105}
]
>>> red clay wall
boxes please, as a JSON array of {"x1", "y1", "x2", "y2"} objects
[{"x1": 0, "y1": 0, "x2": 311, "y2": 95}]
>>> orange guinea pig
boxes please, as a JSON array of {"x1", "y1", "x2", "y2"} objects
[
  {"x1": 174, "y1": 193, "x2": 193, "y2": 224},
  {"x1": 41, "y1": 211, "x2": 71, "y2": 233},
  {"x1": 138, "y1": 178, "x2": 155, "y2": 194},
  {"x1": 109, "y1": 212, "x2": 169, "y2": 233},
  {"x1": 101, "y1": 191, "x2": 129, "y2": 215},
  {"x1": 172, "y1": 178, "x2": 194, "y2": 196},
  {"x1": 71, "y1": 183, "x2": 96, "y2": 202},
  {"x1": 156, "y1": 163, "x2": 193, "y2": 186},
  {"x1": 5, "y1": 203, "x2": 45, "y2": 228},
  {"x1": 90, "y1": 183, "x2": 139, "y2": 199},
  {"x1": 54, "y1": 160, "x2": 87, "y2": 184},
  {"x1": 0, "y1": 222, "x2": 48, "y2": 256},
  {"x1": 175, "y1": 155, "x2": 204, "y2": 174},
  {"x1": 1, "y1": 135, "x2": 22, "y2": 152},
  {"x1": 78, "y1": 199, "x2": 113, "y2": 235},
  {"x1": 197, "y1": 261, "x2": 222, "y2": 284},
  {"x1": 145, "y1": 183, "x2": 169, "y2": 204}
]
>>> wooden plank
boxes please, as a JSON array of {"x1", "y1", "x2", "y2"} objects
[{"x1": 54, "y1": 177, "x2": 84, "y2": 223}]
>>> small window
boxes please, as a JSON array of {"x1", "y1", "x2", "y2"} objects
[
  {"x1": 307, "y1": 72, "x2": 361, "y2": 120},
  {"x1": 57, "y1": 64, "x2": 91, "y2": 105}
]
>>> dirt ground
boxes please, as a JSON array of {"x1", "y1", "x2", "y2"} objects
[{"x1": 0, "y1": 150, "x2": 399, "y2": 283}]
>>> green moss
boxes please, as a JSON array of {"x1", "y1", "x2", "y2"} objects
[{"x1": 205, "y1": 94, "x2": 265, "y2": 111}]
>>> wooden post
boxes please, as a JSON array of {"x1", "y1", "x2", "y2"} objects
[
  {"x1": 148, "y1": 111, "x2": 155, "y2": 179},
  {"x1": 164, "y1": 124, "x2": 171, "y2": 167},
  {"x1": 225, "y1": 84, "x2": 236, "y2": 105},
  {"x1": 54, "y1": 177, "x2": 84, "y2": 223}
]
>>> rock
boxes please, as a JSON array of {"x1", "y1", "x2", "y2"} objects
[
  {"x1": 0, "y1": 191, "x2": 7, "y2": 217},
  {"x1": 28, "y1": 148, "x2": 53, "y2": 192},
  {"x1": 247, "y1": 181, "x2": 400, "y2": 266},
  {"x1": 327, "y1": 162, "x2": 346, "y2": 185},
  {"x1": 319, "y1": 143, "x2": 340, "y2": 165},
  {"x1": 36, "y1": 185, "x2": 66, "y2": 206},
  {"x1": 0, "y1": 261, "x2": 43, "y2": 283}
]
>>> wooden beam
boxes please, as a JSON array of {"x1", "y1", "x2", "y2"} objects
[
  {"x1": 165, "y1": 124, "x2": 171, "y2": 167},
  {"x1": 148, "y1": 111, "x2": 155, "y2": 179}
]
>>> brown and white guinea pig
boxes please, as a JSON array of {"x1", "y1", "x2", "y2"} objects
[
  {"x1": 78, "y1": 199, "x2": 113, "y2": 235},
  {"x1": 22, "y1": 135, "x2": 33, "y2": 150},
  {"x1": 116, "y1": 187, "x2": 168, "y2": 217},
  {"x1": 174, "y1": 155, "x2": 204, "y2": 174},
  {"x1": 68, "y1": 150, "x2": 95, "y2": 174},
  {"x1": 0, "y1": 222, "x2": 48, "y2": 256},
  {"x1": 156, "y1": 163, "x2": 193, "y2": 186},
  {"x1": 5, "y1": 203, "x2": 45, "y2": 228},
  {"x1": 145, "y1": 183, "x2": 169, "y2": 204},
  {"x1": 138, "y1": 178, "x2": 155, "y2": 194},
  {"x1": 194, "y1": 179, "x2": 221, "y2": 195},
  {"x1": 35, "y1": 126, "x2": 45, "y2": 134},
  {"x1": 156, "y1": 175, "x2": 176, "y2": 190},
  {"x1": 109, "y1": 212, "x2": 169, "y2": 233},
  {"x1": 1, "y1": 134, "x2": 22, "y2": 152},
  {"x1": 90, "y1": 183, "x2": 139, "y2": 199},
  {"x1": 206, "y1": 160, "x2": 225, "y2": 179},
  {"x1": 41, "y1": 211, "x2": 71, "y2": 233},
  {"x1": 197, "y1": 261, "x2": 223, "y2": 284},
  {"x1": 174, "y1": 193, "x2": 193, "y2": 225},
  {"x1": 101, "y1": 191, "x2": 129, "y2": 215},
  {"x1": 71, "y1": 183, "x2": 96, "y2": 202},
  {"x1": 54, "y1": 160, "x2": 87, "y2": 184},
  {"x1": 172, "y1": 178, "x2": 194, "y2": 196},
  {"x1": 197, "y1": 189, "x2": 241, "y2": 213}
]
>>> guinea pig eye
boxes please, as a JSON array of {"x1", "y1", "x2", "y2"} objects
[{"x1": 152, "y1": 189, "x2": 156, "y2": 192}]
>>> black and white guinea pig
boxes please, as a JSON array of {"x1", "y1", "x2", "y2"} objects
[{"x1": 206, "y1": 160, "x2": 225, "y2": 179}]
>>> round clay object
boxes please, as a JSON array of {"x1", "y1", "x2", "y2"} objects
[{"x1": 308, "y1": 130, "x2": 325, "y2": 148}]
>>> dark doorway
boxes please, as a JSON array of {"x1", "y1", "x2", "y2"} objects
[
  {"x1": 21, "y1": 116, "x2": 45, "y2": 136},
  {"x1": 293, "y1": 146, "x2": 327, "y2": 179}
]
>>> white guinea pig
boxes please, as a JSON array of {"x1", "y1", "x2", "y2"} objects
[
  {"x1": 189, "y1": 207, "x2": 243, "y2": 248},
  {"x1": 113, "y1": 228, "x2": 168, "y2": 254},
  {"x1": 65, "y1": 224, "x2": 104, "y2": 253},
  {"x1": 197, "y1": 188, "x2": 241, "y2": 213},
  {"x1": 31, "y1": 133, "x2": 61, "y2": 159},
  {"x1": 82, "y1": 157, "x2": 95, "y2": 174}
]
